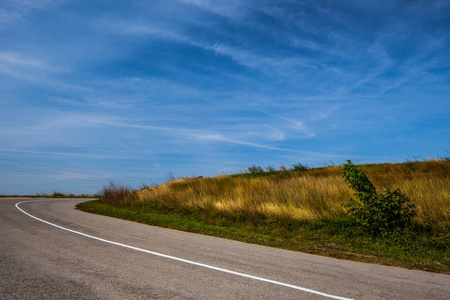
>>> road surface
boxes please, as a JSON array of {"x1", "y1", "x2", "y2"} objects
[{"x1": 1, "y1": 198, "x2": 448, "y2": 299}]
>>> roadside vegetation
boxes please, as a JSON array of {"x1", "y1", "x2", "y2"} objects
[{"x1": 77, "y1": 157, "x2": 450, "y2": 273}]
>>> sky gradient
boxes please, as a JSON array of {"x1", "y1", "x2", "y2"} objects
[{"x1": 1, "y1": 0, "x2": 449, "y2": 195}]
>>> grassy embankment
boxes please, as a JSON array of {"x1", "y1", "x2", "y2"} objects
[{"x1": 77, "y1": 159, "x2": 450, "y2": 273}]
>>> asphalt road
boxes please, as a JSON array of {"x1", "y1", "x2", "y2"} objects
[{"x1": 1, "y1": 198, "x2": 448, "y2": 299}]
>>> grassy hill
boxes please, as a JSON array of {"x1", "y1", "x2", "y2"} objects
[{"x1": 77, "y1": 159, "x2": 450, "y2": 273}]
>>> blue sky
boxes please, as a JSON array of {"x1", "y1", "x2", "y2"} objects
[{"x1": 1, "y1": 0, "x2": 449, "y2": 195}]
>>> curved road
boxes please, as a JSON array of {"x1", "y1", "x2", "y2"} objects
[{"x1": 1, "y1": 198, "x2": 448, "y2": 299}]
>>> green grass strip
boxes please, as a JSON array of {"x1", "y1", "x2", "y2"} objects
[{"x1": 76, "y1": 200, "x2": 450, "y2": 274}]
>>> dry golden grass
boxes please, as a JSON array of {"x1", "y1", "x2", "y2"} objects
[
  {"x1": 363, "y1": 160, "x2": 450, "y2": 225},
  {"x1": 134, "y1": 160, "x2": 450, "y2": 226}
]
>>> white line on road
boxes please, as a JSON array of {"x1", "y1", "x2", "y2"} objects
[{"x1": 16, "y1": 200, "x2": 352, "y2": 300}]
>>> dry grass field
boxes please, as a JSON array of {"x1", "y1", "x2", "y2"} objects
[{"x1": 131, "y1": 159, "x2": 449, "y2": 227}]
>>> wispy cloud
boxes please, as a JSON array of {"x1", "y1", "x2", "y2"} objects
[
  {"x1": 0, "y1": 148, "x2": 130, "y2": 160},
  {"x1": 1, "y1": 0, "x2": 449, "y2": 193},
  {"x1": 0, "y1": 51, "x2": 66, "y2": 75},
  {"x1": 0, "y1": 0, "x2": 57, "y2": 27},
  {"x1": 190, "y1": 132, "x2": 300, "y2": 153},
  {"x1": 177, "y1": 0, "x2": 248, "y2": 19}
]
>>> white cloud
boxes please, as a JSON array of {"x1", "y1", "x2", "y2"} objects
[
  {"x1": 281, "y1": 118, "x2": 316, "y2": 139},
  {"x1": 176, "y1": 0, "x2": 247, "y2": 19},
  {"x1": 0, "y1": 0, "x2": 59, "y2": 27},
  {"x1": 0, "y1": 51, "x2": 66, "y2": 74},
  {"x1": 0, "y1": 51, "x2": 44, "y2": 67},
  {"x1": 0, "y1": 148, "x2": 129, "y2": 160},
  {"x1": 108, "y1": 19, "x2": 316, "y2": 77}
]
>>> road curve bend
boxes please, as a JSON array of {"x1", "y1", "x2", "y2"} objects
[{"x1": 1, "y1": 198, "x2": 449, "y2": 299}]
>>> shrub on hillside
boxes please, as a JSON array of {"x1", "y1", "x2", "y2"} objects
[
  {"x1": 291, "y1": 162, "x2": 309, "y2": 172},
  {"x1": 342, "y1": 160, "x2": 416, "y2": 235},
  {"x1": 247, "y1": 165, "x2": 264, "y2": 174}
]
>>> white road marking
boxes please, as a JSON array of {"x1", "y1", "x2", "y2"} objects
[{"x1": 16, "y1": 200, "x2": 353, "y2": 300}]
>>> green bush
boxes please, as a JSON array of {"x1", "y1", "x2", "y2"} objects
[
  {"x1": 342, "y1": 160, "x2": 416, "y2": 235},
  {"x1": 248, "y1": 165, "x2": 264, "y2": 174},
  {"x1": 291, "y1": 162, "x2": 309, "y2": 172}
]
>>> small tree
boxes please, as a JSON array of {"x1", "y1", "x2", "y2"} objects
[{"x1": 342, "y1": 160, "x2": 416, "y2": 235}]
